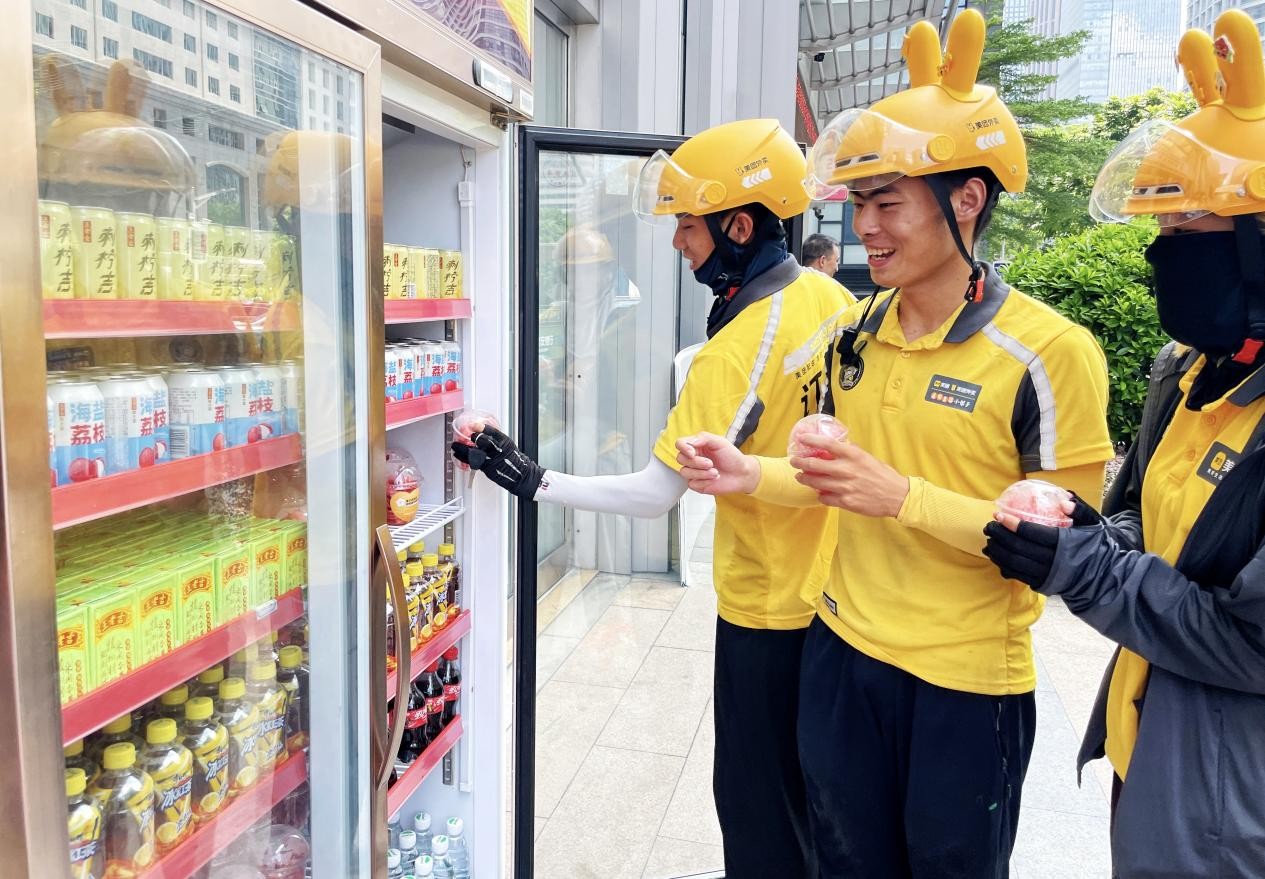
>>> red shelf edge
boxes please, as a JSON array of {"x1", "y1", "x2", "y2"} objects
[
  {"x1": 44, "y1": 299, "x2": 302, "y2": 338},
  {"x1": 137, "y1": 755, "x2": 308, "y2": 879},
  {"x1": 61, "y1": 589, "x2": 305, "y2": 745},
  {"x1": 386, "y1": 611, "x2": 472, "y2": 696},
  {"x1": 387, "y1": 716, "x2": 463, "y2": 818},
  {"x1": 52, "y1": 434, "x2": 303, "y2": 530},
  {"x1": 384, "y1": 299, "x2": 472, "y2": 324},
  {"x1": 384, "y1": 389, "x2": 464, "y2": 429}
]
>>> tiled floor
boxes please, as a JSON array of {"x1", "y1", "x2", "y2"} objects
[{"x1": 528, "y1": 525, "x2": 1116, "y2": 878}]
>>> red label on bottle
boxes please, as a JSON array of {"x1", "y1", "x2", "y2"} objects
[
  {"x1": 425, "y1": 696, "x2": 445, "y2": 715},
  {"x1": 405, "y1": 708, "x2": 427, "y2": 729},
  {"x1": 444, "y1": 684, "x2": 460, "y2": 701}
]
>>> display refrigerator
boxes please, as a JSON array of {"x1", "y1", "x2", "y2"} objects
[{"x1": 0, "y1": 0, "x2": 399, "y2": 875}]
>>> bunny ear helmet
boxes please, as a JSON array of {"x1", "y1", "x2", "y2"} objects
[
  {"x1": 1092, "y1": 9, "x2": 1265, "y2": 226},
  {"x1": 804, "y1": 9, "x2": 1028, "y2": 202}
]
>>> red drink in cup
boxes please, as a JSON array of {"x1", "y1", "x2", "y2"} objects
[
  {"x1": 453, "y1": 410, "x2": 502, "y2": 472},
  {"x1": 996, "y1": 480, "x2": 1073, "y2": 527},
  {"x1": 788, "y1": 414, "x2": 849, "y2": 460}
]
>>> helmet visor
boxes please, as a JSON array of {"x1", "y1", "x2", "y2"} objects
[
  {"x1": 804, "y1": 108, "x2": 943, "y2": 201},
  {"x1": 1088, "y1": 118, "x2": 1254, "y2": 227},
  {"x1": 633, "y1": 150, "x2": 728, "y2": 225}
]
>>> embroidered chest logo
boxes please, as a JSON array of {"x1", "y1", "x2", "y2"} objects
[
  {"x1": 925, "y1": 375, "x2": 982, "y2": 413},
  {"x1": 1197, "y1": 441, "x2": 1241, "y2": 485}
]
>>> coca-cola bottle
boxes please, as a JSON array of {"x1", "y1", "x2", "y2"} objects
[
  {"x1": 438, "y1": 647, "x2": 461, "y2": 726},
  {"x1": 417, "y1": 663, "x2": 446, "y2": 741},
  {"x1": 399, "y1": 682, "x2": 428, "y2": 764}
]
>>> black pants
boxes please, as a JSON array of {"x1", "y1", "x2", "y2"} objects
[
  {"x1": 714, "y1": 618, "x2": 817, "y2": 879},
  {"x1": 797, "y1": 617, "x2": 1036, "y2": 879}
]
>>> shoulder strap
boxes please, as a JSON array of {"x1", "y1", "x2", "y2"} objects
[{"x1": 707, "y1": 256, "x2": 802, "y2": 337}]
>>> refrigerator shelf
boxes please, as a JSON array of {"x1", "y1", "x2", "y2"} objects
[
  {"x1": 52, "y1": 434, "x2": 303, "y2": 530},
  {"x1": 43, "y1": 299, "x2": 302, "y2": 339},
  {"x1": 384, "y1": 299, "x2": 472, "y2": 324},
  {"x1": 388, "y1": 497, "x2": 465, "y2": 551},
  {"x1": 135, "y1": 754, "x2": 309, "y2": 879},
  {"x1": 61, "y1": 588, "x2": 305, "y2": 745},
  {"x1": 387, "y1": 609, "x2": 471, "y2": 696},
  {"x1": 387, "y1": 715, "x2": 463, "y2": 819},
  {"x1": 385, "y1": 389, "x2": 465, "y2": 429}
]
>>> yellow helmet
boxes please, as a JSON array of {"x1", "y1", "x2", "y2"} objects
[
  {"x1": 804, "y1": 9, "x2": 1027, "y2": 198},
  {"x1": 633, "y1": 119, "x2": 810, "y2": 222},
  {"x1": 1091, "y1": 10, "x2": 1265, "y2": 226}
]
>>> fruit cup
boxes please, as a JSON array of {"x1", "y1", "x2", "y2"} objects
[
  {"x1": 995, "y1": 480, "x2": 1073, "y2": 528},
  {"x1": 788, "y1": 414, "x2": 849, "y2": 460}
]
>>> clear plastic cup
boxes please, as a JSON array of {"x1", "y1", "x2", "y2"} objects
[
  {"x1": 995, "y1": 479, "x2": 1073, "y2": 528},
  {"x1": 787, "y1": 414, "x2": 849, "y2": 460},
  {"x1": 453, "y1": 410, "x2": 501, "y2": 472}
]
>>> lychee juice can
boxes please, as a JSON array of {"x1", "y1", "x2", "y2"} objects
[
  {"x1": 123, "y1": 370, "x2": 170, "y2": 464},
  {"x1": 49, "y1": 378, "x2": 106, "y2": 484},
  {"x1": 98, "y1": 375, "x2": 157, "y2": 473},
  {"x1": 249, "y1": 364, "x2": 282, "y2": 442},
  {"x1": 278, "y1": 360, "x2": 302, "y2": 435},
  {"x1": 215, "y1": 366, "x2": 257, "y2": 448},
  {"x1": 168, "y1": 369, "x2": 226, "y2": 458}
]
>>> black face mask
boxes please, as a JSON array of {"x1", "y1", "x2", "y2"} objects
[
  {"x1": 692, "y1": 213, "x2": 743, "y2": 293},
  {"x1": 1146, "y1": 231, "x2": 1252, "y2": 358}
]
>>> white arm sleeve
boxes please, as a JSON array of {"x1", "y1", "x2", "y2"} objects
[{"x1": 533, "y1": 458, "x2": 687, "y2": 519}]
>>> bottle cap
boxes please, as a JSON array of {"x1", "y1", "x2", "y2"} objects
[
  {"x1": 406, "y1": 562, "x2": 424, "y2": 577},
  {"x1": 65, "y1": 768, "x2": 86, "y2": 797},
  {"x1": 160, "y1": 684, "x2": 189, "y2": 706},
  {"x1": 279, "y1": 645, "x2": 303, "y2": 669},
  {"x1": 438, "y1": 543, "x2": 455, "y2": 555},
  {"x1": 396, "y1": 549, "x2": 408, "y2": 563},
  {"x1": 408, "y1": 540, "x2": 425, "y2": 553},
  {"x1": 422, "y1": 554, "x2": 439, "y2": 567},
  {"x1": 185, "y1": 696, "x2": 214, "y2": 721},
  {"x1": 64, "y1": 739, "x2": 84, "y2": 758},
  {"x1": 446, "y1": 816, "x2": 464, "y2": 837},
  {"x1": 249, "y1": 661, "x2": 277, "y2": 682},
  {"x1": 102, "y1": 742, "x2": 136, "y2": 770},
  {"x1": 146, "y1": 718, "x2": 178, "y2": 745},
  {"x1": 197, "y1": 665, "x2": 225, "y2": 685},
  {"x1": 413, "y1": 810, "x2": 432, "y2": 832},
  {"x1": 399, "y1": 830, "x2": 417, "y2": 850},
  {"x1": 415, "y1": 854, "x2": 434, "y2": 877},
  {"x1": 102, "y1": 714, "x2": 132, "y2": 735},
  {"x1": 430, "y1": 835, "x2": 449, "y2": 857},
  {"x1": 442, "y1": 647, "x2": 458, "y2": 662},
  {"x1": 386, "y1": 849, "x2": 401, "y2": 869},
  {"x1": 220, "y1": 677, "x2": 246, "y2": 700}
]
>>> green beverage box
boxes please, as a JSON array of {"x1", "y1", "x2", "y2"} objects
[
  {"x1": 279, "y1": 523, "x2": 307, "y2": 593},
  {"x1": 205, "y1": 539, "x2": 253, "y2": 622},
  {"x1": 82, "y1": 584, "x2": 138, "y2": 690},
  {"x1": 248, "y1": 530, "x2": 284, "y2": 605},
  {"x1": 55, "y1": 601, "x2": 91, "y2": 704},
  {"x1": 123, "y1": 571, "x2": 181, "y2": 665},
  {"x1": 150, "y1": 554, "x2": 219, "y2": 642}
]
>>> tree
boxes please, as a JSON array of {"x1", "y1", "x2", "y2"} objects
[{"x1": 1090, "y1": 88, "x2": 1198, "y2": 143}]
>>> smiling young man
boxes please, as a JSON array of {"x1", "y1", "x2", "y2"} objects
[
  {"x1": 453, "y1": 119, "x2": 852, "y2": 878},
  {"x1": 672, "y1": 13, "x2": 1113, "y2": 877}
]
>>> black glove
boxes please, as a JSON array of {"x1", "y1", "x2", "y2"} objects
[
  {"x1": 1067, "y1": 493, "x2": 1104, "y2": 528},
  {"x1": 450, "y1": 425, "x2": 545, "y2": 500},
  {"x1": 982, "y1": 520, "x2": 1061, "y2": 590}
]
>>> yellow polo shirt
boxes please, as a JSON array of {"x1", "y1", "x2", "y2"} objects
[
  {"x1": 815, "y1": 280, "x2": 1113, "y2": 694},
  {"x1": 653, "y1": 268, "x2": 853, "y2": 629},
  {"x1": 1106, "y1": 357, "x2": 1265, "y2": 779}
]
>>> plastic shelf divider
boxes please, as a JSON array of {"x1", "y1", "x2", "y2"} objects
[
  {"x1": 386, "y1": 611, "x2": 472, "y2": 696},
  {"x1": 384, "y1": 299, "x2": 472, "y2": 324},
  {"x1": 387, "y1": 716, "x2": 463, "y2": 819},
  {"x1": 384, "y1": 389, "x2": 465, "y2": 430},
  {"x1": 44, "y1": 300, "x2": 301, "y2": 339},
  {"x1": 61, "y1": 589, "x2": 305, "y2": 745}
]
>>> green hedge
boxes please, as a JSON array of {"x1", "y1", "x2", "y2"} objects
[{"x1": 1003, "y1": 223, "x2": 1168, "y2": 445}]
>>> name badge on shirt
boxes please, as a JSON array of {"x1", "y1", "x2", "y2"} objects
[
  {"x1": 925, "y1": 374, "x2": 982, "y2": 413},
  {"x1": 1197, "y1": 441, "x2": 1241, "y2": 485}
]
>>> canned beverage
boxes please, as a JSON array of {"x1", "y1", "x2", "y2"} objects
[
  {"x1": 272, "y1": 234, "x2": 299, "y2": 302},
  {"x1": 398, "y1": 248, "x2": 416, "y2": 299},
  {"x1": 440, "y1": 341, "x2": 462, "y2": 392},
  {"x1": 116, "y1": 212, "x2": 158, "y2": 300},
  {"x1": 215, "y1": 366, "x2": 256, "y2": 448},
  {"x1": 417, "y1": 249, "x2": 442, "y2": 299},
  {"x1": 249, "y1": 364, "x2": 282, "y2": 441},
  {"x1": 224, "y1": 226, "x2": 252, "y2": 301},
  {"x1": 421, "y1": 342, "x2": 445, "y2": 396},
  {"x1": 278, "y1": 361, "x2": 302, "y2": 435},
  {"x1": 39, "y1": 200, "x2": 75, "y2": 300},
  {"x1": 395, "y1": 345, "x2": 416, "y2": 400},
  {"x1": 126, "y1": 371, "x2": 170, "y2": 464},
  {"x1": 99, "y1": 375, "x2": 157, "y2": 474},
  {"x1": 440, "y1": 250, "x2": 463, "y2": 299},
  {"x1": 156, "y1": 217, "x2": 194, "y2": 301},
  {"x1": 190, "y1": 221, "x2": 213, "y2": 300},
  {"x1": 168, "y1": 369, "x2": 226, "y2": 458},
  {"x1": 249, "y1": 229, "x2": 273, "y2": 303},
  {"x1": 384, "y1": 348, "x2": 401, "y2": 402},
  {"x1": 202, "y1": 223, "x2": 228, "y2": 301},
  {"x1": 398, "y1": 342, "x2": 425, "y2": 399},
  {"x1": 49, "y1": 379, "x2": 106, "y2": 484},
  {"x1": 70, "y1": 207, "x2": 118, "y2": 300}
]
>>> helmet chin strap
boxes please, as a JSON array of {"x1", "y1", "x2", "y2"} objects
[
  {"x1": 1232, "y1": 212, "x2": 1265, "y2": 364},
  {"x1": 923, "y1": 175, "x2": 987, "y2": 304}
]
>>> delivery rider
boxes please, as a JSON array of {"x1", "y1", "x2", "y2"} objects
[
  {"x1": 985, "y1": 11, "x2": 1265, "y2": 877},
  {"x1": 454, "y1": 119, "x2": 853, "y2": 877},
  {"x1": 673, "y1": 11, "x2": 1113, "y2": 876}
]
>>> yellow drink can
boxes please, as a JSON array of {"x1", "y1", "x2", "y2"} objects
[
  {"x1": 116, "y1": 212, "x2": 158, "y2": 299},
  {"x1": 156, "y1": 217, "x2": 194, "y2": 301},
  {"x1": 71, "y1": 207, "x2": 119, "y2": 300},
  {"x1": 440, "y1": 250, "x2": 463, "y2": 299},
  {"x1": 224, "y1": 226, "x2": 251, "y2": 302},
  {"x1": 39, "y1": 199, "x2": 75, "y2": 299}
]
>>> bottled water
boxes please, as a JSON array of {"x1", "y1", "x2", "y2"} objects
[
  {"x1": 414, "y1": 854, "x2": 435, "y2": 878},
  {"x1": 388, "y1": 817, "x2": 402, "y2": 850},
  {"x1": 387, "y1": 848, "x2": 403, "y2": 879},
  {"x1": 399, "y1": 830, "x2": 419, "y2": 873},
  {"x1": 431, "y1": 835, "x2": 453, "y2": 879},
  {"x1": 413, "y1": 810, "x2": 433, "y2": 858},
  {"x1": 446, "y1": 817, "x2": 470, "y2": 879}
]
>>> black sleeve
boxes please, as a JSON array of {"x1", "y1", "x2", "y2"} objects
[{"x1": 1010, "y1": 371, "x2": 1043, "y2": 473}]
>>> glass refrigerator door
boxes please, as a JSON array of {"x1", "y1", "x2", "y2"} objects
[{"x1": 4, "y1": 1, "x2": 383, "y2": 876}]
